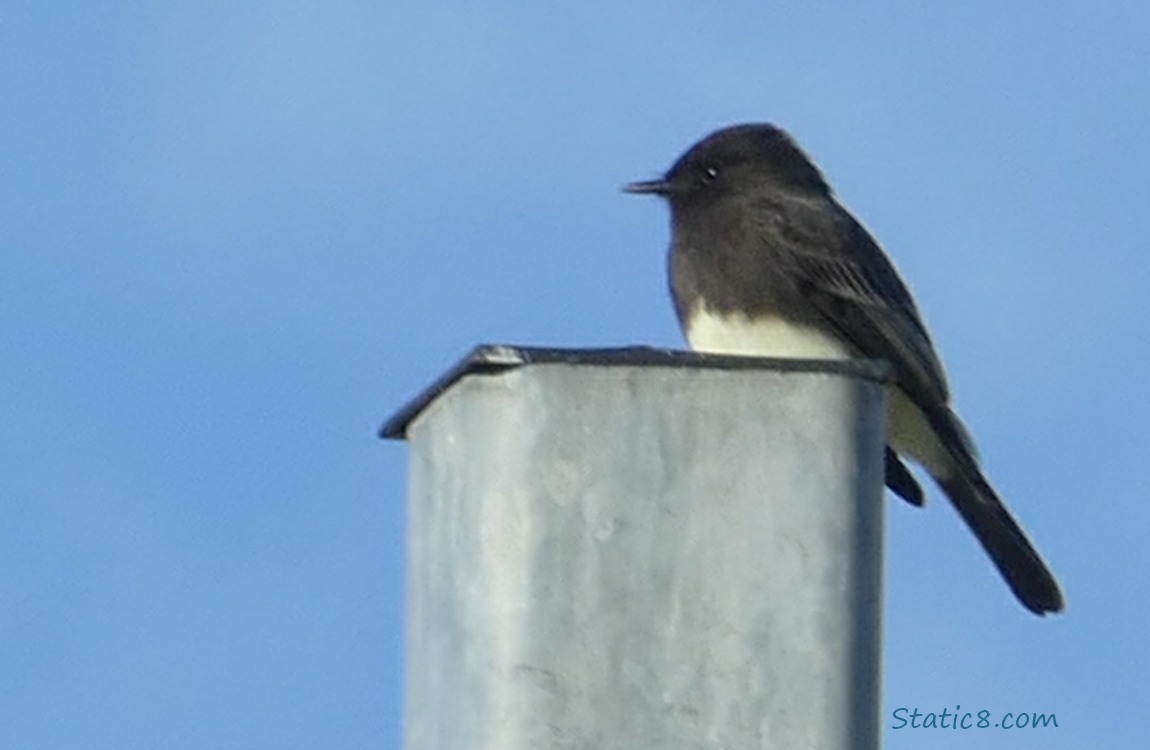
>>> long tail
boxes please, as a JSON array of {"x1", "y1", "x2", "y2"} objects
[{"x1": 936, "y1": 469, "x2": 1064, "y2": 615}]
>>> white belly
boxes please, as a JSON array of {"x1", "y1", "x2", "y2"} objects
[{"x1": 685, "y1": 307, "x2": 853, "y2": 360}]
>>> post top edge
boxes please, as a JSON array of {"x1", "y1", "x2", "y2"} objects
[{"x1": 379, "y1": 344, "x2": 891, "y2": 440}]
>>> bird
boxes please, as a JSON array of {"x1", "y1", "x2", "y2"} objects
[{"x1": 625, "y1": 123, "x2": 1063, "y2": 615}]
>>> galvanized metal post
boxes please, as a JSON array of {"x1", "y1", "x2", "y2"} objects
[{"x1": 382, "y1": 346, "x2": 888, "y2": 750}]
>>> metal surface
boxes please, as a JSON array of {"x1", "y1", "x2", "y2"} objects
[
  {"x1": 398, "y1": 355, "x2": 886, "y2": 750},
  {"x1": 379, "y1": 344, "x2": 890, "y2": 439}
]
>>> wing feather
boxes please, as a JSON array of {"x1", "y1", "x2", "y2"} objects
[{"x1": 752, "y1": 193, "x2": 951, "y2": 410}]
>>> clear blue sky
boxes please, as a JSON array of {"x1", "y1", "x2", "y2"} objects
[{"x1": 3, "y1": 2, "x2": 1146, "y2": 748}]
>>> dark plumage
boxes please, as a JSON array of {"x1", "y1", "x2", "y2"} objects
[{"x1": 627, "y1": 123, "x2": 1063, "y2": 615}]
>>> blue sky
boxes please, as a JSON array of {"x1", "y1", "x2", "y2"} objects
[{"x1": 3, "y1": 2, "x2": 1147, "y2": 748}]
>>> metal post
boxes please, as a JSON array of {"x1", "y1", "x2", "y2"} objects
[{"x1": 382, "y1": 346, "x2": 888, "y2": 750}]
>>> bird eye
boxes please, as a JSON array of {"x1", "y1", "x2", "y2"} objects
[{"x1": 701, "y1": 167, "x2": 719, "y2": 185}]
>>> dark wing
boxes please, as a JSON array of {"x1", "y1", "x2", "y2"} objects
[
  {"x1": 751, "y1": 192, "x2": 950, "y2": 407},
  {"x1": 751, "y1": 191, "x2": 984, "y2": 464},
  {"x1": 751, "y1": 193, "x2": 1064, "y2": 614}
]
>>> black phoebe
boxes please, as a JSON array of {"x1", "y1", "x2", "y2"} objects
[{"x1": 626, "y1": 123, "x2": 1063, "y2": 615}]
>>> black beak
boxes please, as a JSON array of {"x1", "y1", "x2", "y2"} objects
[{"x1": 623, "y1": 178, "x2": 673, "y2": 195}]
